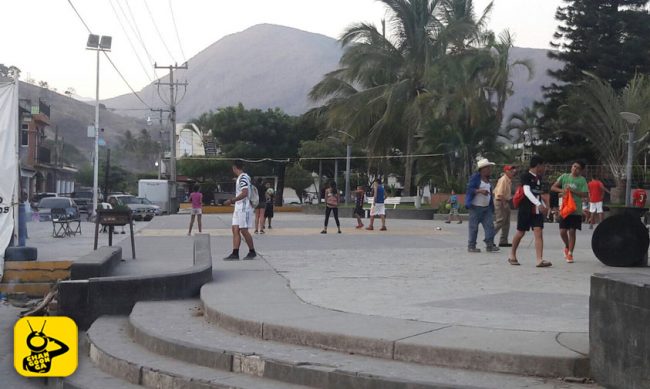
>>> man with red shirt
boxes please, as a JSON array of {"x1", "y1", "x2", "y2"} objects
[
  {"x1": 632, "y1": 184, "x2": 647, "y2": 208},
  {"x1": 587, "y1": 175, "x2": 610, "y2": 229}
]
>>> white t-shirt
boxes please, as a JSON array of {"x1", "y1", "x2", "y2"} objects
[
  {"x1": 472, "y1": 180, "x2": 491, "y2": 207},
  {"x1": 235, "y1": 173, "x2": 251, "y2": 212}
]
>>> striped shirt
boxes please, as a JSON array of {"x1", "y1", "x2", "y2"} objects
[{"x1": 235, "y1": 173, "x2": 251, "y2": 211}]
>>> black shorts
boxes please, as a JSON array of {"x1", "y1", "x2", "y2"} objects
[
  {"x1": 559, "y1": 214, "x2": 582, "y2": 230},
  {"x1": 353, "y1": 206, "x2": 364, "y2": 217},
  {"x1": 517, "y1": 211, "x2": 544, "y2": 231},
  {"x1": 264, "y1": 203, "x2": 274, "y2": 218}
]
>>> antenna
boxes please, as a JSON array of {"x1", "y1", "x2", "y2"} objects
[
  {"x1": 27, "y1": 320, "x2": 34, "y2": 332},
  {"x1": 40, "y1": 320, "x2": 47, "y2": 333}
]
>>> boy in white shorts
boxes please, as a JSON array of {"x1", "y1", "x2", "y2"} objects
[
  {"x1": 224, "y1": 160, "x2": 257, "y2": 260},
  {"x1": 587, "y1": 175, "x2": 609, "y2": 229}
]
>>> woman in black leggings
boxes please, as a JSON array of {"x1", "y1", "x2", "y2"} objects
[{"x1": 321, "y1": 181, "x2": 341, "y2": 234}]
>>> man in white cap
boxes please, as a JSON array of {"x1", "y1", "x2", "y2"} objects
[{"x1": 465, "y1": 158, "x2": 499, "y2": 253}]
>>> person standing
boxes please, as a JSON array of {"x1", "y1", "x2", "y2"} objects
[
  {"x1": 187, "y1": 185, "x2": 203, "y2": 236},
  {"x1": 353, "y1": 186, "x2": 365, "y2": 229},
  {"x1": 445, "y1": 190, "x2": 462, "y2": 224},
  {"x1": 321, "y1": 181, "x2": 341, "y2": 234},
  {"x1": 465, "y1": 159, "x2": 499, "y2": 253},
  {"x1": 366, "y1": 178, "x2": 387, "y2": 231},
  {"x1": 587, "y1": 174, "x2": 610, "y2": 229},
  {"x1": 254, "y1": 179, "x2": 266, "y2": 234},
  {"x1": 223, "y1": 160, "x2": 257, "y2": 260},
  {"x1": 632, "y1": 184, "x2": 647, "y2": 208},
  {"x1": 264, "y1": 182, "x2": 275, "y2": 229},
  {"x1": 551, "y1": 160, "x2": 589, "y2": 264},
  {"x1": 508, "y1": 156, "x2": 551, "y2": 267},
  {"x1": 493, "y1": 165, "x2": 516, "y2": 247}
]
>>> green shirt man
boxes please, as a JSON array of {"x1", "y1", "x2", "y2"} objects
[{"x1": 556, "y1": 173, "x2": 588, "y2": 215}]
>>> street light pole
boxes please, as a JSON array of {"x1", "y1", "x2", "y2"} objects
[
  {"x1": 87, "y1": 34, "x2": 111, "y2": 218},
  {"x1": 620, "y1": 112, "x2": 641, "y2": 207},
  {"x1": 92, "y1": 48, "x2": 100, "y2": 217},
  {"x1": 345, "y1": 143, "x2": 351, "y2": 204}
]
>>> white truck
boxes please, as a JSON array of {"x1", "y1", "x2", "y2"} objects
[{"x1": 138, "y1": 179, "x2": 174, "y2": 214}]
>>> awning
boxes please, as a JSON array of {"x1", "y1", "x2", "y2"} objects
[{"x1": 20, "y1": 167, "x2": 36, "y2": 178}]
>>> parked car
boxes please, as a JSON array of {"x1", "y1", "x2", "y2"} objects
[
  {"x1": 107, "y1": 195, "x2": 156, "y2": 221},
  {"x1": 135, "y1": 197, "x2": 162, "y2": 215},
  {"x1": 71, "y1": 189, "x2": 95, "y2": 214},
  {"x1": 32, "y1": 192, "x2": 57, "y2": 205},
  {"x1": 36, "y1": 197, "x2": 79, "y2": 222}
]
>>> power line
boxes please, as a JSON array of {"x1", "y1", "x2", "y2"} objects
[
  {"x1": 114, "y1": 0, "x2": 158, "y2": 79},
  {"x1": 168, "y1": 0, "x2": 187, "y2": 63},
  {"x1": 66, "y1": 0, "x2": 153, "y2": 109},
  {"x1": 179, "y1": 153, "x2": 446, "y2": 162},
  {"x1": 108, "y1": 0, "x2": 153, "y2": 82},
  {"x1": 144, "y1": 0, "x2": 177, "y2": 63}
]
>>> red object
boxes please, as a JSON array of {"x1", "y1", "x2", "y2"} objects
[
  {"x1": 560, "y1": 189, "x2": 577, "y2": 218},
  {"x1": 504, "y1": 165, "x2": 515, "y2": 172},
  {"x1": 512, "y1": 185, "x2": 525, "y2": 209},
  {"x1": 632, "y1": 189, "x2": 647, "y2": 208},
  {"x1": 588, "y1": 180, "x2": 605, "y2": 203}
]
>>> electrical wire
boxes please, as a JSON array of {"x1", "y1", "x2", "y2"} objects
[
  {"x1": 114, "y1": 0, "x2": 158, "y2": 79},
  {"x1": 144, "y1": 0, "x2": 177, "y2": 63},
  {"x1": 169, "y1": 0, "x2": 187, "y2": 63},
  {"x1": 66, "y1": 0, "x2": 153, "y2": 110},
  {"x1": 179, "y1": 153, "x2": 445, "y2": 163},
  {"x1": 108, "y1": 0, "x2": 153, "y2": 82}
]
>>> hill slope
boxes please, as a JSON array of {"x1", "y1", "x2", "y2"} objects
[{"x1": 103, "y1": 23, "x2": 563, "y2": 123}]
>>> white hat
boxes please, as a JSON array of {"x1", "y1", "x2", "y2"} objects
[{"x1": 477, "y1": 158, "x2": 495, "y2": 171}]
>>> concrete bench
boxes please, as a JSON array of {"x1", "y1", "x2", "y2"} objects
[{"x1": 71, "y1": 246, "x2": 122, "y2": 280}]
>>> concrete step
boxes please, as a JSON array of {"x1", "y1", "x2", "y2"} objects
[
  {"x1": 86, "y1": 316, "x2": 312, "y2": 389},
  {"x1": 50, "y1": 349, "x2": 141, "y2": 389},
  {"x1": 129, "y1": 300, "x2": 600, "y2": 389},
  {"x1": 201, "y1": 265, "x2": 590, "y2": 378}
]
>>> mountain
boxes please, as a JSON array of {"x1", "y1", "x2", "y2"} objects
[
  {"x1": 103, "y1": 23, "x2": 563, "y2": 123},
  {"x1": 19, "y1": 82, "x2": 147, "y2": 153},
  {"x1": 103, "y1": 24, "x2": 342, "y2": 120}
]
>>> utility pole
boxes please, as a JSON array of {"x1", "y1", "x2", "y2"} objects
[
  {"x1": 150, "y1": 108, "x2": 168, "y2": 180},
  {"x1": 155, "y1": 62, "x2": 187, "y2": 214}
]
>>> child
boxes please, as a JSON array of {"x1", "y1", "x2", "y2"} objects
[
  {"x1": 445, "y1": 190, "x2": 462, "y2": 224},
  {"x1": 188, "y1": 185, "x2": 203, "y2": 236},
  {"x1": 353, "y1": 186, "x2": 365, "y2": 228}
]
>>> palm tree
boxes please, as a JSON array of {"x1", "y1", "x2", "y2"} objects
[
  {"x1": 565, "y1": 73, "x2": 650, "y2": 202},
  {"x1": 311, "y1": 0, "x2": 447, "y2": 195}
]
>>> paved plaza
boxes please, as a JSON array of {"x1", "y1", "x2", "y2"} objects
[
  {"x1": 142, "y1": 212, "x2": 645, "y2": 334},
  {"x1": 3, "y1": 211, "x2": 646, "y2": 387}
]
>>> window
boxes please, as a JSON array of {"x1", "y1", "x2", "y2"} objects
[{"x1": 21, "y1": 124, "x2": 29, "y2": 147}]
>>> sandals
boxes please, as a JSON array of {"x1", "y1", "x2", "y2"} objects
[
  {"x1": 536, "y1": 260, "x2": 553, "y2": 268},
  {"x1": 508, "y1": 258, "x2": 520, "y2": 266}
]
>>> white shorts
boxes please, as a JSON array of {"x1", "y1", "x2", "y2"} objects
[
  {"x1": 371, "y1": 203, "x2": 386, "y2": 216},
  {"x1": 232, "y1": 208, "x2": 254, "y2": 228},
  {"x1": 191, "y1": 208, "x2": 202, "y2": 215},
  {"x1": 589, "y1": 202, "x2": 603, "y2": 213}
]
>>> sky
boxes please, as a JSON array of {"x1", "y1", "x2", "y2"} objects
[{"x1": 0, "y1": 0, "x2": 561, "y2": 100}]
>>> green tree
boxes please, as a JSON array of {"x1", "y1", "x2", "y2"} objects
[
  {"x1": 0, "y1": 64, "x2": 21, "y2": 78},
  {"x1": 284, "y1": 164, "x2": 314, "y2": 203},
  {"x1": 563, "y1": 73, "x2": 650, "y2": 201},
  {"x1": 539, "y1": 0, "x2": 650, "y2": 153},
  {"x1": 191, "y1": 104, "x2": 305, "y2": 205}
]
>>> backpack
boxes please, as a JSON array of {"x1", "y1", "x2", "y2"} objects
[
  {"x1": 249, "y1": 185, "x2": 260, "y2": 208},
  {"x1": 512, "y1": 185, "x2": 525, "y2": 209}
]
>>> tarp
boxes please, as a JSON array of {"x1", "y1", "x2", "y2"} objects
[{"x1": 0, "y1": 79, "x2": 18, "y2": 278}]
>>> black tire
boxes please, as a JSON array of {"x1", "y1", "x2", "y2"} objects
[
  {"x1": 5, "y1": 247, "x2": 38, "y2": 261},
  {"x1": 144, "y1": 215, "x2": 154, "y2": 221}
]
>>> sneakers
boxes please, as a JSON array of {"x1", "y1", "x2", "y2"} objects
[
  {"x1": 366, "y1": 226, "x2": 374, "y2": 231},
  {"x1": 498, "y1": 243, "x2": 512, "y2": 247},
  {"x1": 444, "y1": 220, "x2": 451, "y2": 224},
  {"x1": 223, "y1": 253, "x2": 239, "y2": 261},
  {"x1": 243, "y1": 251, "x2": 257, "y2": 260},
  {"x1": 338, "y1": 229, "x2": 342, "y2": 234},
  {"x1": 486, "y1": 245, "x2": 500, "y2": 253},
  {"x1": 468, "y1": 247, "x2": 481, "y2": 253},
  {"x1": 380, "y1": 226, "x2": 387, "y2": 231},
  {"x1": 356, "y1": 224, "x2": 364, "y2": 229},
  {"x1": 321, "y1": 230, "x2": 327, "y2": 234},
  {"x1": 563, "y1": 247, "x2": 574, "y2": 263}
]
